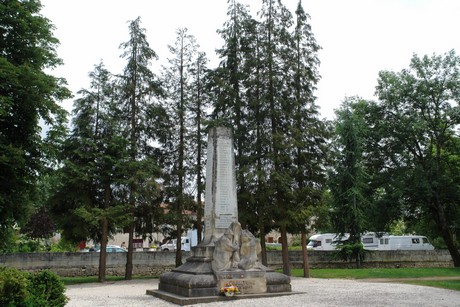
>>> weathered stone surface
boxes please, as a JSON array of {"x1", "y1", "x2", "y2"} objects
[
  {"x1": 217, "y1": 270, "x2": 267, "y2": 294},
  {"x1": 203, "y1": 127, "x2": 238, "y2": 243},
  {"x1": 150, "y1": 127, "x2": 292, "y2": 303}
]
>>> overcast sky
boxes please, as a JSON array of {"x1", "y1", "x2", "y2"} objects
[{"x1": 40, "y1": 0, "x2": 460, "y2": 120}]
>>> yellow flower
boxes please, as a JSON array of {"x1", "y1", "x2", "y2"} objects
[{"x1": 221, "y1": 284, "x2": 240, "y2": 293}]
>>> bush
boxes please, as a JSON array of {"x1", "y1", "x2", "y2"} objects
[
  {"x1": 0, "y1": 267, "x2": 30, "y2": 306},
  {"x1": 27, "y1": 270, "x2": 68, "y2": 307},
  {"x1": 0, "y1": 268, "x2": 68, "y2": 307},
  {"x1": 335, "y1": 242, "x2": 366, "y2": 267}
]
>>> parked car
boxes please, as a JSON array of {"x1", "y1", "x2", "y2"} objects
[{"x1": 96, "y1": 245, "x2": 127, "y2": 253}]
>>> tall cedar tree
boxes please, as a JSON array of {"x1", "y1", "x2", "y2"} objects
[
  {"x1": 118, "y1": 17, "x2": 163, "y2": 278},
  {"x1": 215, "y1": 0, "x2": 251, "y2": 224},
  {"x1": 287, "y1": 0, "x2": 326, "y2": 277},
  {"x1": 161, "y1": 28, "x2": 200, "y2": 267},
  {"x1": 213, "y1": 0, "x2": 276, "y2": 264},
  {"x1": 259, "y1": 0, "x2": 297, "y2": 276},
  {"x1": 58, "y1": 62, "x2": 128, "y2": 281},
  {"x1": 329, "y1": 98, "x2": 368, "y2": 268},
  {"x1": 0, "y1": 0, "x2": 70, "y2": 249},
  {"x1": 374, "y1": 51, "x2": 460, "y2": 266},
  {"x1": 189, "y1": 51, "x2": 210, "y2": 243},
  {"x1": 213, "y1": 1, "x2": 325, "y2": 273}
]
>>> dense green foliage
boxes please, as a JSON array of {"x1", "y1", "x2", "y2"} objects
[
  {"x1": 0, "y1": 267, "x2": 30, "y2": 306},
  {"x1": 3, "y1": 0, "x2": 460, "y2": 280},
  {"x1": 0, "y1": 0, "x2": 70, "y2": 251},
  {"x1": 211, "y1": 0, "x2": 327, "y2": 274},
  {"x1": 0, "y1": 268, "x2": 67, "y2": 307},
  {"x1": 161, "y1": 27, "x2": 209, "y2": 266},
  {"x1": 329, "y1": 98, "x2": 369, "y2": 267},
  {"x1": 27, "y1": 270, "x2": 68, "y2": 306}
]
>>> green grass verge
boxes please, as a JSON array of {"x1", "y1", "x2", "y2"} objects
[
  {"x1": 288, "y1": 267, "x2": 460, "y2": 291},
  {"x1": 61, "y1": 275, "x2": 158, "y2": 285},
  {"x1": 400, "y1": 280, "x2": 460, "y2": 291},
  {"x1": 290, "y1": 267, "x2": 460, "y2": 279}
]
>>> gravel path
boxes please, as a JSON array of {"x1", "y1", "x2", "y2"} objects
[{"x1": 65, "y1": 277, "x2": 460, "y2": 307}]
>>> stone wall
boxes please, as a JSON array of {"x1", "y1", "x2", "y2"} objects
[
  {"x1": 0, "y1": 250, "x2": 454, "y2": 277},
  {"x1": 271, "y1": 250, "x2": 455, "y2": 269}
]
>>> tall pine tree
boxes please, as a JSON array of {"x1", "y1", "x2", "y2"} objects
[{"x1": 118, "y1": 17, "x2": 163, "y2": 279}]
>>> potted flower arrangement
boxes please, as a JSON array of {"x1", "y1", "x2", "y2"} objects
[{"x1": 220, "y1": 283, "x2": 240, "y2": 297}]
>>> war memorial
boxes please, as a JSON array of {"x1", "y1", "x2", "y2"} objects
[{"x1": 148, "y1": 127, "x2": 295, "y2": 305}]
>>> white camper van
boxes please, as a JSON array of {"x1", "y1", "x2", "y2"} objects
[
  {"x1": 307, "y1": 233, "x2": 349, "y2": 251},
  {"x1": 160, "y1": 229, "x2": 200, "y2": 251},
  {"x1": 363, "y1": 234, "x2": 434, "y2": 251},
  {"x1": 308, "y1": 232, "x2": 435, "y2": 251}
]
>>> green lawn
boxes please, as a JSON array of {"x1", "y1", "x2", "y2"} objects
[
  {"x1": 289, "y1": 267, "x2": 460, "y2": 291},
  {"x1": 291, "y1": 267, "x2": 460, "y2": 279},
  {"x1": 61, "y1": 275, "x2": 158, "y2": 285},
  {"x1": 61, "y1": 268, "x2": 460, "y2": 292}
]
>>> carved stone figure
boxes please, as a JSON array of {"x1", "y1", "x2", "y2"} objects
[
  {"x1": 238, "y1": 229, "x2": 261, "y2": 270},
  {"x1": 229, "y1": 222, "x2": 241, "y2": 268},
  {"x1": 211, "y1": 228, "x2": 239, "y2": 272}
]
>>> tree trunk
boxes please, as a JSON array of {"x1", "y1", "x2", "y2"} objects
[
  {"x1": 434, "y1": 150, "x2": 460, "y2": 267},
  {"x1": 175, "y1": 221, "x2": 183, "y2": 267},
  {"x1": 259, "y1": 226, "x2": 267, "y2": 266},
  {"x1": 98, "y1": 217, "x2": 108, "y2": 282},
  {"x1": 280, "y1": 224, "x2": 290, "y2": 276},
  {"x1": 98, "y1": 183, "x2": 111, "y2": 282},
  {"x1": 124, "y1": 223, "x2": 134, "y2": 280},
  {"x1": 196, "y1": 201, "x2": 202, "y2": 244},
  {"x1": 301, "y1": 230, "x2": 310, "y2": 278},
  {"x1": 434, "y1": 202, "x2": 460, "y2": 267}
]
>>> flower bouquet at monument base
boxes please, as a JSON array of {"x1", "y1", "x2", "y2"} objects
[{"x1": 220, "y1": 283, "x2": 240, "y2": 297}]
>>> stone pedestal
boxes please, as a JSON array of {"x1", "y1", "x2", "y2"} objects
[
  {"x1": 155, "y1": 245, "x2": 218, "y2": 298},
  {"x1": 147, "y1": 127, "x2": 294, "y2": 305}
]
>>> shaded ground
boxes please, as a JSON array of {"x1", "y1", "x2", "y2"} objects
[{"x1": 66, "y1": 277, "x2": 460, "y2": 307}]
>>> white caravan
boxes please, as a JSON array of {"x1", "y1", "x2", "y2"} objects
[
  {"x1": 160, "y1": 229, "x2": 200, "y2": 251},
  {"x1": 362, "y1": 233, "x2": 435, "y2": 251},
  {"x1": 307, "y1": 233, "x2": 349, "y2": 251},
  {"x1": 307, "y1": 232, "x2": 435, "y2": 251}
]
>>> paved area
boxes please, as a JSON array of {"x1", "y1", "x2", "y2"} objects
[{"x1": 65, "y1": 277, "x2": 460, "y2": 307}]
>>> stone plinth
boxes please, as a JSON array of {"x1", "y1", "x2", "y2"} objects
[
  {"x1": 216, "y1": 270, "x2": 267, "y2": 294},
  {"x1": 148, "y1": 127, "x2": 293, "y2": 305},
  {"x1": 155, "y1": 245, "x2": 218, "y2": 298}
]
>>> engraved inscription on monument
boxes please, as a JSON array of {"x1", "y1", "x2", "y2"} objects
[
  {"x1": 216, "y1": 138, "x2": 236, "y2": 228},
  {"x1": 203, "y1": 127, "x2": 238, "y2": 242},
  {"x1": 218, "y1": 278, "x2": 267, "y2": 294},
  {"x1": 203, "y1": 134, "x2": 214, "y2": 235}
]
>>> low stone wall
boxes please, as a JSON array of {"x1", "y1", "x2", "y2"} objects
[
  {"x1": 0, "y1": 250, "x2": 454, "y2": 277},
  {"x1": 271, "y1": 250, "x2": 455, "y2": 269}
]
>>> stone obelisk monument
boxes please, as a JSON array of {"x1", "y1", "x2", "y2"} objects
[
  {"x1": 203, "y1": 127, "x2": 238, "y2": 243},
  {"x1": 149, "y1": 127, "x2": 292, "y2": 305}
]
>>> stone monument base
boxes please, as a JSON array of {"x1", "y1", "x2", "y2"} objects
[
  {"x1": 147, "y1": 245, "x2": 295, "y2": 305},
  {"x1": 147, "y1": 289, "x2": 300, "y2": 306}
]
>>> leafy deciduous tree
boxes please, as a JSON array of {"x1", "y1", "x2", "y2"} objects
[{"x1": 374, "y1": 50, "x2": 460, "y2": 266}]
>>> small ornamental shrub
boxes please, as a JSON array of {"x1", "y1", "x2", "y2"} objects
[
  {"x1": 335, "y1": 242, "x2": 366, "y2": 266},
  {"x1": 0, "y1": 268, "x2": 68, "y2": 307},
  {"x1": 0, "y1": 267, "x2": 30, "y2": 306},
  {"x1": 26, "y1": 270, "x2": 68, "y2": 307}
]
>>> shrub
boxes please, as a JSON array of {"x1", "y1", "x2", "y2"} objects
[
  {"x1": 0, "y1": 268, "x2": 68, "y2": 307},
  {"x1": 27, "y1": 270, "x2": 68, "y2": 307},
  {"x1": 335, "y1": 242, "x2": 366, "y2": 267},
  {"x1": 0, "y1": 267, "x2": 30, "y2": 306}
]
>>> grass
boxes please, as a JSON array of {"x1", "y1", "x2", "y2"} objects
[
  {"x1": 288, "y1": 267, "x2": 460, "y2": 291},
  {"x1": 400, "y1": 280, "x2": 460, "y2": 291},
  {"x1": 61, "y1": 275, "x2": 158, "y2": 285},
  {"x1": 290, "y1": 267, "x2": 460, "y2": 279},
  {"x1": 61, "y1": 268, "x2": 460, "y2": 292}
]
